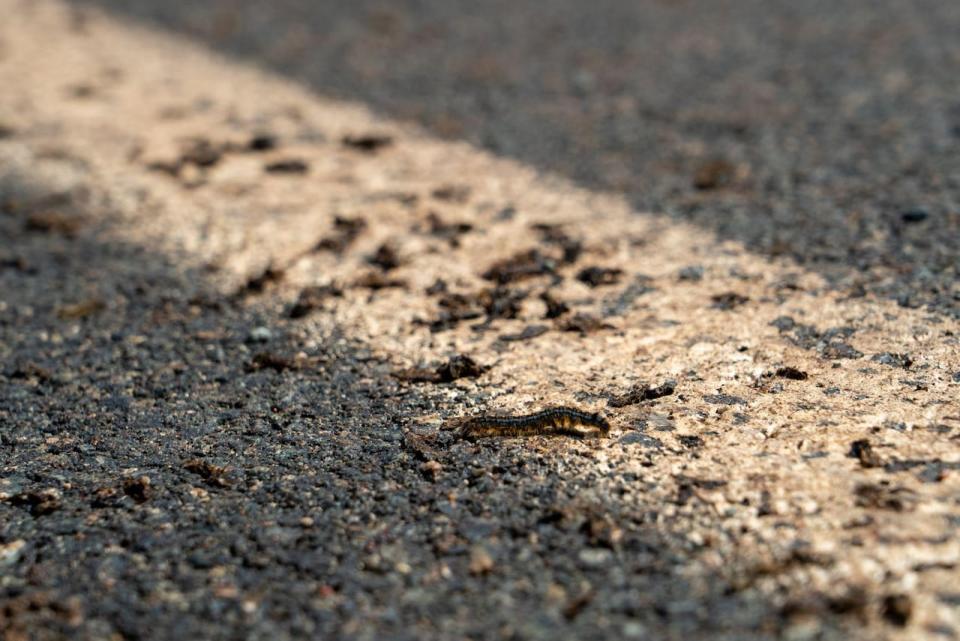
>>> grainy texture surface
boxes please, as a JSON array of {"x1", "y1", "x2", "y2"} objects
[{"x1": 1, "y1": 2, "x2": 959, "y2": 640}]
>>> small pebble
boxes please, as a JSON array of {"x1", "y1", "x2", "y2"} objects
[
  {"x1": 577, "y1": 548, "x2": 612, "y2": 568},
  {"x1": 0, "y1": 540, "x2": 26, "y2": 566},
  {"x1": 678, "y1": 265, "x2": 704, "y2": 282},
  {"x1": 248, "y1": 326, "x2": 273, "y2": 343},
  {"x1": 420, "y1": 460, "x2": 443, "y2": 481},
  {"x1": 468, "y1": 545, "x2": 494, "y2": 575},
  {"x1": 900, "y1": 209, "x2": 929, "y2": 224}
]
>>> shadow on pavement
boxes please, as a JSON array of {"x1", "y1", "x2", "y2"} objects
[{"x1": 0, "y1": 128, "x2": 856, "y2": 639}]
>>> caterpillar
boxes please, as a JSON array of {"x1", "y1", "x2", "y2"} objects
[{"x1": 456, "y1": 407, "x2": 610, "y2": 440}]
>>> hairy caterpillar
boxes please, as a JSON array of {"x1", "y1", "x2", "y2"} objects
[{"x1": 456, "y1": 407, "x2": 610, "y2": 440}]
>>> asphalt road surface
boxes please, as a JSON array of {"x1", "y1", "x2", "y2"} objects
[{"x1": 1, "y1": 2, "x2": 959, "y2": 640}]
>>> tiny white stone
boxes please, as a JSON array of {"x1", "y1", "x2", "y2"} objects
[
  {"x1": 0, "y1": 539, "x2": 26, "y2": 566},
  {"x1": 248, "y1": 326, "x2": 272, "y2": 342},
  {"x1": 578, "y1": 548, "x2": 612, "y2": 567}
]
